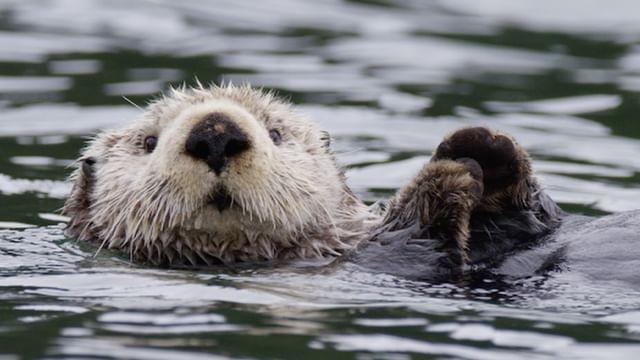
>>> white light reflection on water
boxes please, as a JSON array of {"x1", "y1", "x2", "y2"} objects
[{"x1": 1, "y1": 0, "x2": 640, "y2": 358}]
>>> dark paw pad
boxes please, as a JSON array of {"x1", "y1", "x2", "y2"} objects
[
  {"x1": 455, "y1": 157, "x2": 484, "y2": 199},
  {"x1": 434, "y1": 127, "x2": 521, "y2": 193}
]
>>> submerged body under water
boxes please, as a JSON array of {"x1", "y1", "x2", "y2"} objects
[{"x1": 2, "y1": 0, "x2": 640, "y2": 358}]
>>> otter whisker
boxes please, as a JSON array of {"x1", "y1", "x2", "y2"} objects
[
  {"x1": 122, "y1": 96, "x2": 143, "y2": 111},
  {"x1": 93, "y1": 234, "x2": 110, "y2": 259}
]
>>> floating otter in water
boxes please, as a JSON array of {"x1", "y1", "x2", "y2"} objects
[{"x1": 63, "y1": 84, "x2": 640, "y2": 284}]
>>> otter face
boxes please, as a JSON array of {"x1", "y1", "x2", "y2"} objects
[{"x1": 64, "y1": 84, "x2": 369, "y2": 265}]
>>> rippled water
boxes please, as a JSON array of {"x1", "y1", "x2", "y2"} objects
[{"x1": 1, "y1": 0, "x2": 640, "y2": 358}]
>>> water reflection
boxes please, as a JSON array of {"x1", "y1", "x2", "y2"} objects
[{"x1": 1, "y1": 0, "x2": 640, "y2": 358}]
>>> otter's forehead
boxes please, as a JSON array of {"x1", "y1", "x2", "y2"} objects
[
  {"x1": 155, "y1": 99, "x2": 266, "y2": 151},
  {"x1": 143, "y1": 85, "x2": 317, "y2": 143}
]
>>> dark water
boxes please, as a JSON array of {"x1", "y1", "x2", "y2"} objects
[{"x1": 1, "y1": 0, "x2": 640, "y2": 358}]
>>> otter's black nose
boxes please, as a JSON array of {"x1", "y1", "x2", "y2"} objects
[{"x1": 185, "y1": 112, "x2": 251, "y2": 175}]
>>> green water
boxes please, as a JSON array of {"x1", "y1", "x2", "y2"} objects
[{"x1": 1, "y1": 0, "x2": 640, "y2": 358}]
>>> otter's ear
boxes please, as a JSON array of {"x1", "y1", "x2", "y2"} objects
[
  {"x1": 320, "y1": 131, "x2": 331, "y2": 149},
  {"x1": 62, "y1": 156, "x2": 96, "y2": 240}
]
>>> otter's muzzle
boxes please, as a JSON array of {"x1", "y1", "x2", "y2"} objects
[{"x1": 185, "y1": 112, "x2": 251, "y2": 175}]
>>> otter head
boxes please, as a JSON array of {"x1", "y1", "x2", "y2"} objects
[{"x1": 63, "y1": 84, "x2": 370, "y2": 265}]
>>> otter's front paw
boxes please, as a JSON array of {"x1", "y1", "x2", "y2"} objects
[
  {"x1": 432, "y1": 127, "x2": 532, "y2": 211},
  {"x1": 381, "y1": 159, "x2": 485, "y2": 266}
]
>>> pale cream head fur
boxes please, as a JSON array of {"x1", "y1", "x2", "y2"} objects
[{"x1": 64, "y1": 84, "x2": 373, "y2": 265}]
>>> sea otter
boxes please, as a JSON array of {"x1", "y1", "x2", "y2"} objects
[{"x1": 63, "y1": 84, "x2": 640, "y2": 284}]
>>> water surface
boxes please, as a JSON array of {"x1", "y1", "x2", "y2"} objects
[{"x1": 1, "y1": 0, "x2": 640, "y2": 358}]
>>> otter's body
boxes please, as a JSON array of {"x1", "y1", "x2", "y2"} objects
[
  {"x1": 351, "y1": 198, "x2": 640, "y2": 287},
  {"x1": 493, "y1": 210, "x2": 640, "y2": 285},
  {"x1": 63, "y1": 84, "x2": 640, "y2": 286}
]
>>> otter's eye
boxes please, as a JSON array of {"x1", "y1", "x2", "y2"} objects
[
  {"x1": 269, "y1": 129, "x2": 282, "y2": 145},
  {"x1": 144, "y1": 136, "x2": 158, "y2": 153}
]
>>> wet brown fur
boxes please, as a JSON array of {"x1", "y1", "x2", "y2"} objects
[{"x1": 432, "y1": 127, "x2": 534, "y2": 213}]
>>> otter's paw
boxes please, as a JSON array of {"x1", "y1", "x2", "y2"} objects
[
  {"x1": 382, "y1": 159, "x2": 485, "y2": 266},
  {"x1": 432, "y1": 127, "x2": 533, "y2": 211}
]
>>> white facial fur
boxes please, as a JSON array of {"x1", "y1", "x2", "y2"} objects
[{"x1": 64, "y1": 84, "x2": 373, "y2": 265}]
